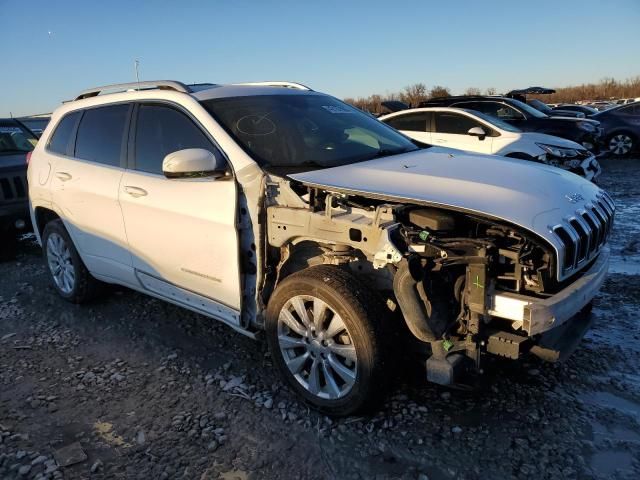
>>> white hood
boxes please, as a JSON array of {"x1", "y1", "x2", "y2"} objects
[{"x1": 290, "y1": 149, "x2": 606, "y2": 276}]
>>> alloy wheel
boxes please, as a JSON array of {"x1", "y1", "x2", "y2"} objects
[
  {"x1": 46, "y1": 232, "x2": 75, "y2": 294},
  {"x1": 608, "y1": 134, "x2": 633, "y2": 155},
  {"x1": 277, "y1": 295, "x2": 358, "y2": 399}
]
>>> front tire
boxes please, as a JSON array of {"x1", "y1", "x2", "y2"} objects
[
  {"x1": 42, "y1": 219, "x2": 103, "y2": 303},
  {"x1": 265, "y1": 265, "x2": 388, "y2": 416},
  {"x1": 607, "y1": 132, "x2": 635, "y2": 156}
]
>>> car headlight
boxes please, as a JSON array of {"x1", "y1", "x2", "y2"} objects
[
  {"x1": 536, "y1": 143, "x2": 579, "y2": 158},
  {"x1": 577, "y1": 121, "x2": 596, "y2": 132}
]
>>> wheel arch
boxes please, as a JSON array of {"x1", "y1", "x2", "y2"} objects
[{"x1": 33, "y1": 206, "x2": 61, "y2": 242}]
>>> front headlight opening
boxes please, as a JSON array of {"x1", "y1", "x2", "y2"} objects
[
  {"x1": 536, "y1": 143, "x2": 579, "y2": 159},
  {"x1": 578, "y1": 122, "x2": 596, "y2": 132}
]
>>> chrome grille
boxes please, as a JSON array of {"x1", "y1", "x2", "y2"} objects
[{"x1": 552, "y1": 192, "x2": 614, "y2": 276}]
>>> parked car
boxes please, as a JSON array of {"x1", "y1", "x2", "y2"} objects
[
  {"x1": 526, "y1": 99, "x2": 585, "y2": 118},
  {"x1": 379, "y1": 107, "x2": 601, "y2": 182},
  {"x1": 587, "y1": 101, "x2": 616, "y2": 111},
  {"x1": 1, "y1": 118, "x2": 36, "y2": 259},
  {"x1": 16, "y1": 115, "x2": 51, "y2": 138},
  {"x1": 591, "y1": 102, "x2": 640, "y2": 155},
  {"x1": 29, "y1": 80, "x2": 614, "y2": 415},
  {"x1": 553, "y1": 104, "x2": 599, "y2": 116},
  {"x1": 505, "y1": 87, "x2": 585, "y2": 118},
  {"x1": 419, "y1": 95, "x2": 603, "y2": 151}
]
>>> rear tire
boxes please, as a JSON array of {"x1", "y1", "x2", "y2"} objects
[
  {"x1": 265, "y1": 265, "x2": 389, "y2": 416},
  {"x1": 42, "y1": 219, "x2": 103, "y2": 303},
  {"x1": 607, "y1": 132, "x2": 635, "y2": 156}
]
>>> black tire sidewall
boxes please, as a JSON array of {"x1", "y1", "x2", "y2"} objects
[{"x1": 265, "y1": 266, "x2": 385, "y2": 415}]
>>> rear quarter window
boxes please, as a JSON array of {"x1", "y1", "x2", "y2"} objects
[{"x1": 47, "y1": 112, "x2": 81, "y2": 156}]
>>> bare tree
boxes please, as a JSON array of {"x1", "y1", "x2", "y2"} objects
[
  {"x1": 400, "y1": 83, "x2": 428, "y2": 107},
  {"x1": 464, "y1": 87, "x2": 481, "y2": 96},
  {"x1": 344, "y1": 76, "x2": 640, "y2": 114},
  {"x1": 429, "y1": 86, "x2": 451, "y2": 99}
]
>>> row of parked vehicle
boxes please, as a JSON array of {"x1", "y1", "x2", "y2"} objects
[
  {"x1": 0, "y1": 79, "x2": 615, "y2": 414},
  {"x1": 378, "y1": 87, "x2": 640, "y2": 161}
]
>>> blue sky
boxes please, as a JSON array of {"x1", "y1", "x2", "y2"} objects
[{"x1": 1, "y1": 0, "x2": 639, "y2": 116}]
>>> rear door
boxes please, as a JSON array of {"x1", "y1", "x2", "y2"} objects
[
  {"x1": 383, "y1": 112, "x2": 432, "y2": 143},
  {"x1": 430, "y1": 111, "x2": 494, "y2": 154},
  {"x1": 49, "y1": 104, "x2": 134, "y2": 282},
  {"x1": 119, "y1": 102, "x2": 241, "y2": 321}
]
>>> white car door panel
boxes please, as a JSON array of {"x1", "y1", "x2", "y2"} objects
[
  {"x1": 120, "y1": 102, "x2": 242, "y2": 315},
  {"x1": 50, "y1": 104, "x2": 133, "y2": 281},
  {"x1": 119, "y1": 172, "x2": 241, "y2": 311},
  {"x1": 431, "y1": 112, "x2": 493, "y2": 154}
]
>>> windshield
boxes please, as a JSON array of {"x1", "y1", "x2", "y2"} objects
[
  {"x1": 508, "y1": 98, "x2": 548, "y2": 118},
  {"x1": 0, "y1": 120, "x2": 37, "y2": 154},
  {"x1": 527, "y1": 99, "x2": 552, "y2": 114},
  {"x1": 468, "y1": 110, "x2": 522, "y2": 133},
  {"x1": 201, "y1": 94, "x2": 419, "y2": 170}
]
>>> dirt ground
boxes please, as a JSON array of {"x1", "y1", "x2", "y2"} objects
[{"x1": 1, "y1": 158, "x2": 639, "y2": 480}]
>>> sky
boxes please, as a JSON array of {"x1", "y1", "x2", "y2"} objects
[{"x1": 1, "y1": 0, "x2": 639, "y2": 117}]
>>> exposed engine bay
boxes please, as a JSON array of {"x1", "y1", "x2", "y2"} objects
[{"x1": 261, "y1": 176, "x2": 599, "y2": 387}]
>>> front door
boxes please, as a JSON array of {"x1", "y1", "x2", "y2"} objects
[
  {"x1": 118, "y1": 102, "x2": 241, "y2": 321},
  {"x1": 431, "y1": 111, "x2": 494, "y2": 154}
]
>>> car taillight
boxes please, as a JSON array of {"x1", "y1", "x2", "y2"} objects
[{"x1": 26, "y1": 151, "x2": 32, "y2": 165}]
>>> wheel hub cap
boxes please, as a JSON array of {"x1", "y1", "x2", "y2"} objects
[
  {"x1": 277, "y1": 295, "x2": 358, "y2": 400},
  {"x1": 609, "y1": 135, "x2": 632, "y2": 155}
]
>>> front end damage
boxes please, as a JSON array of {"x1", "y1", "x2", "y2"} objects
[{"x1": 263, "y1": 176, "x2": 613, "y2": 388}]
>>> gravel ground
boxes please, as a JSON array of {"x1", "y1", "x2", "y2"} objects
[{"x1": 1, "y1": 157, "x2": 639, "y2": 480}]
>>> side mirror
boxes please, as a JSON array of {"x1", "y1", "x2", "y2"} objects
[
  {"x1": 162, "y1": 148, "x2": 227, "y2": 179},
  {"x1": 467, "y1": 126, "x2": 486, "y2": 140}
]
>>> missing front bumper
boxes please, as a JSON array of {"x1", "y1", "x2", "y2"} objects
[{"x1": 488, "y1": 246, "x2": 609, "y2": 336}]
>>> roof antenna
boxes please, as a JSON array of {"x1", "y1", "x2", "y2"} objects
[{"x1": 134, "y1": 59, "x2": 141, "y2": 89}]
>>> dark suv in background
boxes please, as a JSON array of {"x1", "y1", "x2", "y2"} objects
[
  {"x1": 0, "y1": 118, "x2": 35, "y2": 259},
  {"x1": 420, "y1": 96, "x2": 603, "y2": 152}
]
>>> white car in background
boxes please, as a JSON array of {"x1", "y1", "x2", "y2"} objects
[{"x1": 380, "y1": 107, "x2": 601, "y2": 182}]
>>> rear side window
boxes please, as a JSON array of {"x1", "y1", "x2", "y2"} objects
[
  {"x1": 75, "y1": 104, "x2": 130, "y2": 167},
  {"x1": 47, "y1": 112, "x2": 81, "y2": 155},
  {"x1": 618, "y1": 104, "x2": 640, "y2": 115},
  {"x1": 434, "y1": 112, "x2": 482, "y2": 134},
  {"x1": 385, "y1": 112, "x2": 430, "y2": 132},
  {"x1": 134, "y1": 104, "x2": 216, "y2": 174}
]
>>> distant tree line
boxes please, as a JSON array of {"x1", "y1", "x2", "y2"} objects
[{"x1": 344, "y1": 76, "x2": 640, "y2": 113}]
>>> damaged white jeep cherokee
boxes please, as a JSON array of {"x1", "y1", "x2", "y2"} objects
[{"x1": 28, "y1": 81, "x2": 614, "y2": 415}]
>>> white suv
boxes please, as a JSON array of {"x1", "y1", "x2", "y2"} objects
[
  {"x1": 28, "y1": 80, "x2": 614, "y2": 415},
  {"x1": 379, "y1": 107, "x2": 601, "y2": 182}
]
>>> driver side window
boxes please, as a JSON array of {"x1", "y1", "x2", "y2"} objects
[
  {"x1": 434, "y1": 112, "x2": 483, "y2": 135},
  {"x1": 134, "y1": 104, "x2": 222, "y2": 175},
  {"x1": 457, "y1": 102, "x2": 525, "y2": 121}
]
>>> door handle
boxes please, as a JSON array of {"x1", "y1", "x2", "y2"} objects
[
  {"x1": 55, "y1": 172, "x2": 72, "y2": 181},
  {"x1": 124, "y1": 186, "x2": 148, "y2": 198}
]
